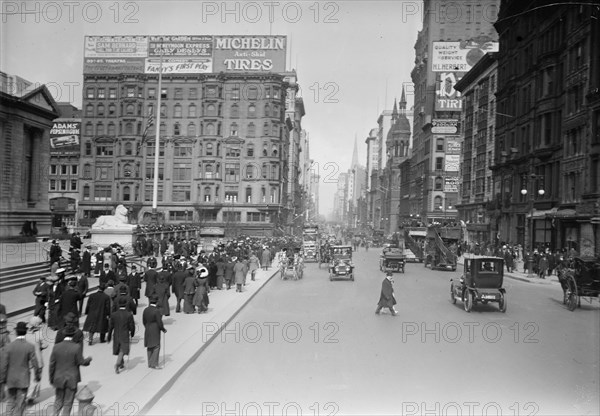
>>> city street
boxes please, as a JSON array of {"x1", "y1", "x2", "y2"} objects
[{"x1": 147, "y1": 249, "x2": 600, "y2": 415}]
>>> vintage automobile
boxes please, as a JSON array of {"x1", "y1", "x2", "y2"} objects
[
  {"x1": 450, "y1": 255, "x2": 506, "y2": 313},
  {"x1": 303, "y1": 242, "x2": 318, "y2": 262},
  {"x1": 379, "y1": 246, "x2": 405, "y2": 273},
  {"x1": 329, "y1": 245, "x2": 354, "y2": 281},
  {"x1": 558, "y1": 256, "x2": 600, "y2": 311}
]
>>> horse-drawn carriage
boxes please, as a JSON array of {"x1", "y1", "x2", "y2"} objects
[
  {"x1": 279, "y1": 246, "x2": 304, "y2": 280},
  {"x1": 450, "y1": 255, "x2": 506, "y2": 313},
  {"x1": 558, "y1": 256, "x2": 600, "y2": 311}
]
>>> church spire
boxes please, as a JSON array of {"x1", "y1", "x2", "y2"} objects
[
  {"x1": 391, "y1": 98, "x2": 398, "y2": 121},
  {"x1": 399, "y1": 86, "x2": 407, "y2": 114},
  {"x1": 351, "y1": 134, "x2": 359, "y2": 168}
]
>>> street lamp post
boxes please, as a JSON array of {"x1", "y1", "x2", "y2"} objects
[{"x1": 520, "y1": 174, "x2": 545, "y2": 277}]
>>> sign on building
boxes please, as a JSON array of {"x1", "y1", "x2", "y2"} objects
[
  {"x1": 445, "y1": 155, "x2": 460, "y2": 172},
  {"x1": 435, "y1": 72, "x2": 463, "y2": 111},
  {"x1": 445, "y1": 137, "x2": 461, "y2": 155},
  {"x1": 444, "y1": 176, "x2": 459, "y2": 192},
  {"x1": 432, "y1": 40, "x2": 498, "y2": 72},
  {"x1": 84, "y1": 35, "x2": 287, "y2": 74},
  {"x1": 432, "y1": 119, "x2": 458, "y2": 134},
  {"x1": 50, "y1": 120, "x2": 80, "y2": 155}
]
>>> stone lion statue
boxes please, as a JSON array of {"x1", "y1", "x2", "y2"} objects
[{"x1": 91, "y1": 205, "x2": 135, "y2": 230}]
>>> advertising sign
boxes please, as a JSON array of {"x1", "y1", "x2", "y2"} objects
[
  {"x1": 435, "y1": 72, "x2": 463, "y2": 112},
  {"x1": 444, "y1": 177, "x2": 459, "y2": 193},
  {"x1": 445, "y1": 155, "x2": 460, "y2": 172},
  {"x1": 84, "y1": 35, "x2": 286, "y2": 74},
  {"x1": 432, "y1": 40, "x2": 498, "y2": 72},
  {"x1": 445, "y1": 137, "x2": 461, "y2": 154},
  {"x1": 50, "y1": 120, "x2": 80, "y2": 155},
  {"x1": 432, "y1": 119, "x2": 458, "y2": 134}
]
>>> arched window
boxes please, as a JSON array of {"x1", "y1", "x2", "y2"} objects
[
  {"x1": 230, "y1": 123, "x2": 238, "y2": 136},
  {"x1": 247, "y1": 123, "x2": 256, "y2": 137},
  {"x1": 206, "y1": 143, "x2": 213, "y2": 156},
  {"x1": 247, "y1": 143, "x2": 254, "y2": 157},
  {"x1": 126, "y1": 104, "x2": 135, "y2": 115},
  {"x1": 270, "y1": 187, "x2": 277, "y2": 203},
  {"x1": 125, "y1": 122, "x2": 134, "y2": 135},
  {"x1": 159, "y1": 123, "x2": 167, "y2": 136},
  {"x1": 205, "y1": 163, "x2": 213, "y2": 179},
  {"x1": 207, "y1": 104, "x2": 216, "y2": 116},
  {"x1": 261, "y1": 187, "x2": 266, "y2": 202},
  {"x1": 124, "y1": 142, "x2": 133, "y2": 156},
  {"x1": 173, "y1": 123, "x2": 181, "y2": 136},
  {"x1": 435, "y1": 176, "x2": 443, "y2": 190},
  {"x1": 434, "y1": 196, "x2": 443, "y2": 210},
  {"x1": 248, "y1": 104, "x2": 256, "y2": 117},
  {"x1": 96, "y1": 123, "x2": 104, "y2": 136},
  {"x1": 231, "y1": 104, "x2": 239, "y2": 118},
  {"x1": 271, "y1": 123, "x2": 279, "y2": 137},
  {"x1": 85, "y1": 104, "x2": 94, "y2": 117},
  {"x1": 262, "y1": 163, "x2": 268, "y2": 179},
  {"x1": 246, "y1": 187, "x2": 252, "y2": 203},
  {"x1": 107, "y1": 123, "x2": 116, "y2": 136},
  {"x1": 272, "y1": 145, "x2": 278, "y2": 157},
  {"x1": 206, "y1": 123, "x2": 215, "y2": 135},
  {"x1": 272, "y1": 105, "x2": 279, "y2": 118},
  {"x1": 97, "y1": 104, "x2": 105, "y2": 116},
  {"x1": 174, "y1": 104, "x2": 182, "y2": 118},
  {"x1": 246, "y1": 165, "x2": 255, "y2": 179},
  {"x1": 188, "y1": 104, "x2": 196, "y2": 118},
  {"x1": 83, "y1": 185, "x2": 90, "y2": 201},
  {"x1": 264, "y1": 104, "x2": 271, "y2": 117},
  {"x1": 204, "y1": 186, "x2": 211, "y2": 202},
  {"x1": 187, "y1": 123, "x2": 196, "y2": 136},
  {"x1": 147, "y1": 104, "x2": 154, "y2": 116},
  {"x1": 160, "y1": 105, "x2": 167, "y2": 117},
  {"x1": 263, "y1": 122, "x2": 270, "y2": 136},
  {"x1": 262, "y1": 142, "x2": 268, "y2": 156},
  {"x1": 108, "y1": 104, "x2": 116, "y2": 116},
  {"x1": 123, "y1": 186, "x2": 131, "y2": 202}
]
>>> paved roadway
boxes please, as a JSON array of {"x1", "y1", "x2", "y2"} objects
[{"x1": 147, "y1": 249, "x2": 600, "y2": 416}]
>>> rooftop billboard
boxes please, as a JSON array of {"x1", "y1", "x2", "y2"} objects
[{"x1": 84, "y1": 35, "x2": 287, "y2": 75}]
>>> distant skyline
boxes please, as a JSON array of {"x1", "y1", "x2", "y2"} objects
[{"x1": 2, "y1": 1, "x2": 421, "y2": 215}]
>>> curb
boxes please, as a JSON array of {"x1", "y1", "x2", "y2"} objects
[
  {"x1": 504, "y1": 273, "x2": 560, "y2": 285},
  {"x1": 138, "y1": 267, "x2": 280, "y2": 415}
]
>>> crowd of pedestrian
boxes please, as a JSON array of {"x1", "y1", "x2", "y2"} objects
[{"x1": 0, "y1": 234, "x2": 300, "y2": 415}]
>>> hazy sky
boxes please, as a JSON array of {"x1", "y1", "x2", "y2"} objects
[{"x1": 2, "y1": 0, "x2": 421, "y2": 216}]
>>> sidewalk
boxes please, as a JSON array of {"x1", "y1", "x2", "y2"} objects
[
  {"x1": 457, "y1": 256, "x2": 561, "y2": 285},
  {"x1": 0, "y1": 265, "x2": 279, "y2": 416}
]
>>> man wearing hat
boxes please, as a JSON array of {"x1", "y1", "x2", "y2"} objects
[
  {"x1": 171, "y1": 263, "x2": 188, "y2": 313},
  {"x1": 108, "y1": 296, "x2": 135, "y2": 374},
  {"x1": 55, "y1": 312, "x2": 85, "y2": 349},
  {"x1": 375, "y1": 272, "x2": 398, "y2": 316},
  {"x1": 49, "y1": 240, "x2": 62, "y2": 266},
  {"x1": 76, "y1": 273, "x2": 89, "y2": 317},
  {"x1": 144, "y1": 263, "x2": 159, "y2": 304},
  {"x1": 99, "y1": 263, "x2": 115, "y2": 287},
  {"x1": 143, "y1": 294, "x2": 167, "y2": 369},
  {"x1": 25, "y1": 317, "x2": 47, "y2": 404},
  {"x1": 57, "y1": 278, "x2": 82, "y2": 330},
  {"x1": 83, "y1": 284, "x2": 111, "y2": 345},
  {"x1": 0, "y1": 322, "x2": 40, "y2": 415},
  {"x1": 80, "y1": 245, "x2": 92, "y2": 278},
  {"x1": 113, "y1": 286, "x2": 136, "y2": 315},
  {"x1": 33, "y1": 276, "x2": 50, "y2": 324},
  {"x1": 126, "y1": 265, "x2": 142, "y2": 308},
  {"x1": 49, "y1": 324, "x2": 92, "y2": 416},
  {"x1": 113, "y1": 275, "x2": 130, "y2": 300}
]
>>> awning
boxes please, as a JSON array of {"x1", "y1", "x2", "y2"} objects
[
  {"x1": 527, "y1": 207, "x2": 557, "y2": 219},
  {"x1": 527, "y1": 207, "x2": 589, "y2": 220},
  {"x1": 408, "y1": 230, "x2": 427, "y2": 237}
]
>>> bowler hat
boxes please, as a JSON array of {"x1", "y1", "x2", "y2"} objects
[
  {"x1": 63, "y1": 325, "x2": 78, "y2": 336},
  {"x1": 149, "y1": 294, "x2": 159, "y2": 304},
  {"x1": 16, "y1": 321, "x2": 28, "y2": 335},
  {"x1": 386, "y1": 271, "x2": 393, "y2": 277},
  {"x1": 64, "y1": 312, "x2": 78, "y2": 324},
  {"x1": 118, "y1": 297, "x2": 128, "y2": 307}
]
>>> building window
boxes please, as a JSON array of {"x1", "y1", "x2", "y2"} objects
[
  {"x1": 189, "y1": 88, "x2": 197, "y2": 99},
  {"x1": 225, "y1": 163, "x2": 240, "y2": 182},
  {"x1": 231, "y1": 104, "x2": 239, "y2": 118},
  {"x1": 86, "y1": 88, "x2": 94, "y2": 99},
  {"x1": 126, "y1": 87, "x2": 135, "y2": 98},
  {"x1": 59, "y1": 179, "x2": 68, "y2": 191},
  {"x1": 247, "y1": 86, "x2": 259, "y2": 100},
  {"x1": 174, "y1": 104, "x2": 182, "y2": 118},
  {"x1": 174, "y1": 88, "x2": 183, "y2": 99},
  {"x1": 206, "y1": 123, "x2": 215, "y2": 135},
  {"x1": 107, "y1": 123, "x2": 116, "y2": 136},
  {"x1": 272, "y1": 145, "x2": 278, "y2": 157},
  {"x1": 96, "y1": 144, "x2": 113, "y2": 156},
  {"x1": 173, "y1": 123, "x2": 181, "y2": 136},
  {"x1": 188, "y1": 104, "x2": 196, "y2": 118},
  {"x1": 223, "y1": 211, "x2": 241, "y2": 222},
  {"x1": 145, "y1": 165, "x2": 164, "y2": 180},
  {"x1": 263, "y1": 122, "x2": 270, "y2": 136},
  {"x1": 86, "y1": 105, "x2": 94, "y2": 117},
  {"x1": 247, "y1": 143, "x2": 254, "y2": 157},
  {"x1": 49, "y1": 180, "x2": 57, "y2": 191},
  {"x1": 161, "y1": 88, "x2": 167, "y2": 99},
  {"x1": 144, "y1": 185, "x2": 163, "y2": 201},
  {"x1": 207, "y1": 104, "x2": 216, "y2": 116},
  {"x1": 264, "y1": 104, "x2": 271, "y2": 117},
  {"x1": 187, "y1": 123, "x2": 196, "y2": 136},
  {"x1": 435, "y1": 176, "x2": 443, "y2": 190},
  {"x1": 97, "y1": 104, "x2": 105, "y2": 116},
  {"x1": 246, "y1": 165, "x2": 255, "y2": 179},
  {"x1": 271, "y1": 123, "x2": 279, "y2": 137},
  {"x1": 94, "y1": 185, "x2": 112, "y2": 201},
  {"x1": 96, "y1": 123, "x2": 104, "y2": 136},
  {"x1": 434, "y1": 195, "x2": 443, "y2": 210},
  {"x1": 226, "y1": 144, "x2": 240, "y2": 157},
  {"x1": 204, "y1": 186, "x2": 211, "y2": 202},
  {"x1": 109, "y1": 88, "x2": 116, "y2": 99},
  {"x1": 204, "y1": 163, "x2": 213, "y2": 179},
  {"x1": 246, "y1": 187, "x2": 252, "y2": 203},
  {"x1": 173, "y1": 143, "x2": 191, "y2": 157},
  {"x1": 83, "y1": 185, "x2": 90, "y2": 200},
  {"x1": 247, "y1": 123, "x2": 256, "y2": 137},
  {"x1": 230, "y1": 123, "x2": 238, "y2": 136},
  {"x1": 173, "y1": 165, "x2": 192, "y2": 181},
  {"x1": 225, "y1": 191, "x2": 238, "y2": 203},
  {"x1": 262, "y1": 163, "x2": 268, "y2": 179},
  {"x1": 84, "y1": 141, "x2": 92, "y2": 156},
  {"x1": 123, "y1": 186, "x2": 131, "y2": 201},
  {"x1": 108, "y1": 104, "x2": 116, "y2": 116},
  {"x1": 148, "y1": 88, "x2": 156, "y2": 99},
  {"x1": 98, "y1": 88, "x2": 105, "y2": 99},
  {"x1": 206, "y1": 143, "x2": 214, "y2": 156},
  {"x1": 270, "y1": 187, "x2": 277, "y2": 203},
  {"x1": 125, "y1": 122, "x2": 134, "y2": 135},
  {"x1": 270, "y1": 164, "x2": 278, "y2": 180},
  {"x1": 261, "y1": 187, "x2": 266, "y2": 202},
  {"x1": 435, "y1": 157, "x2": 444, "y2": 171},
  {"x1": 123, "y1": 164, "x2": 132, "y2": 178},
  {"x1": 83, "y1": 164, "x2": 91, "y2": 178},
  {"x1": 172, "y1": 185, "x2": 191, "y2": 202},
  {"x1": 159, "y1": 123, "x2": 167, "y2": 136},
  {"x1": 248, "y1": 104, "x2": 256, "y2": 117},
  {"x1": 436, "y1": 138, "x2": 444, "y2": 152}
]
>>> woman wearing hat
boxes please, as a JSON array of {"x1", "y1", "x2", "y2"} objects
[{"x1": 193, "y1": 267, "x2": 210, "y2": 313}]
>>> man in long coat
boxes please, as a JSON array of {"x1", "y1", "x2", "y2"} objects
[
  {"x1": 83, "y1": 284, "x2": 111, "y2": 345},
  {"x1": 126, "y1": 265, "x2": 142, "y2": 308},
  {"x1": 80, "y1": 246, "x2": 92, "y2": 277},
  {"x1": 57, "y1": 279, "x2": 82, "y2": 330},
  {"x1": 108, "y1": 297, "x2": 135, "y2": 374},
  {"x1": 143, "y1": 294, "x2": 167, "y2": 369},
  {"x1": 32, "y1": 277, "x2": 49, "y2": 324},
  {"x1": 376, "y1": 272, "x2": 397, "y2": 316},
  {"x1": 171, "y1": 264, "x2": 188, "y2": 313},
  {"x1": 144, "y1": 266, "x2": 158, "y2": 302},
  {"x1": 49, "y1": 325, "x2": 92, "y2": 416},
  {"x1": 0, "y1": 322, "x2": 40, "y2": 415},
  {"x1": 76, "y1": 273, "x2": 89, "y2": 317}
]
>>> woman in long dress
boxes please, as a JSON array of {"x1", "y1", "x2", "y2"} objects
[{"x1": 193, "y1": 267, "x2": 210, "y2": 313}]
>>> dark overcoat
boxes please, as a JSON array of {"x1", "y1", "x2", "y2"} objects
[
  {"x1": 83, "y1": 291, "x2": 111, "y2": 333},
  {"x1": 142, "y1": 305, "x2": 165, "y2": 348},
  {"x1": 1, "y1": 338, "x2": 39, "y2": 389},
  {"x1": 152, "y1": 281, "x2": 171, "y2": 316},
  {"x1": 81, "y1": 251, "x2": 92, "y2": 275},
  {"x1": 49, "y1": 340, "x2": 91, "y2": 390},
  {"x1": 171, "y1": 270, "x2": 188, "y2": 298},
  {"x1": 108, "y1": 309, "x2": 135, "y2": 355},
  {"x1": 57, "y1": 288, "x2": 81, "y2": 328},
  {"x1": 144, "y1": 269, "x2": 158, "y2": 297},
  {"x1": 377, "y1": 277, "x2": 397, "y2": 308},
  {"x1": 127, "y1": 272, "x2": 142, "y2": 300}
]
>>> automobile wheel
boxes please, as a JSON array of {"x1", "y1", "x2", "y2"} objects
[
  {"x1": 450, "y1": 284, "x2": 456, "y2": 304},
  {"x1": 498, "y1": 293, "x2": 506, "y2": 313},
  {"x1": 464, "y1": 290, "x2": 473, "y2": 312}
]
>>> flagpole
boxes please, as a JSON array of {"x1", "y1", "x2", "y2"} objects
[{"x1": 151, "y1": 37, "x2": 164, "y2": 225}]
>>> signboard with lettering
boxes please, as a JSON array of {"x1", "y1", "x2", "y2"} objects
[
  {"x1": 432, "y1": 119, "x2": 458, "y2": 134},
  {"x1": 435, "y1": 72, "x2": 463, "y2": 112},
  {"x1": 444, "y1": 176, "x2": 459, "y2": 192},
  {"x1": 84, "y1": 35, "x2": 286, "y2": 74},
  {"x1": 445, "y1": 155, "x2": 460, "y2": 172},
  {"x1": 50, "y1": 120, "x2": 80, "y2": 155},
  {"x1": 432, "y1": 40, "x2": 498, "y2": 72},
  {"x1": 445, "y1": 137, "x2": 461, "y2": 155}
]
